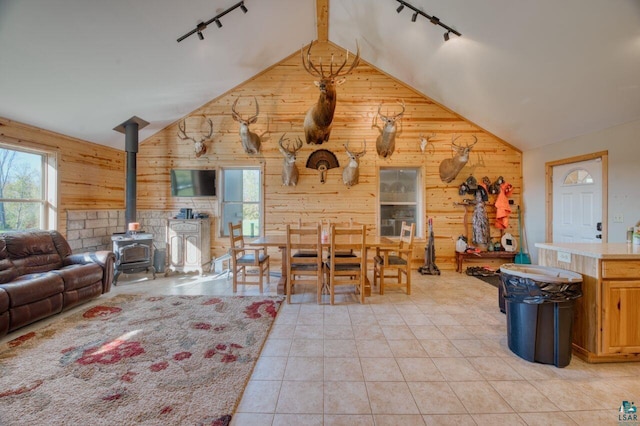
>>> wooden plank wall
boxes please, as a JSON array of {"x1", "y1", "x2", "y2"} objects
[
  {"x1": 136, "y1": 41, "x2": 523, "y2": 270},
  {"x1": 0, "y1": 117, "x2": 125, "y2": 236}
]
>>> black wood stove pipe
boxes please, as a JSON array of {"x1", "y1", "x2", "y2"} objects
[{"x1": 113, "y1": 116, "x2": 149, "y2": 229}]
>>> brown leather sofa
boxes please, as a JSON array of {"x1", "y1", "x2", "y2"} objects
[{"x1": 0, "y1": 230, "x2": 115, "y2": 337}]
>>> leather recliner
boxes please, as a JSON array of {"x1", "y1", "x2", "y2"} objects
[{"x1": 0, "y1": 230, "x2": 115, "y2": 337}]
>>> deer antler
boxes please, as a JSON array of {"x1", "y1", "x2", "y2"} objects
[
  {"x1": 177, "y1": 119, "x2": 213, "y2": 141},
  {"x1": 177, "y1": 118, "x2": 213, "y2": 157},
  {"x1": 302, "y1": 41, "x2": 360, "y2": 79},
  {"x1": 450, "y1": 134, "x2": 462, "y2": 148},
  {"x1": 451, "y1": 134, "x2": 477, "y2": 150},
  {"x1": 344, "y1": 140, "x2": 366, "y2": 158},
  {"x1": 278, "y1": 133, "x2": 303, "y2": 155},
  {"x1": 377, "y1": 100, "x2": 405, "y2": 122},
  {"x1": 231, "y1": 96, "x2": 259, "y2": 124},
  {"x1": 396, "y1": 100, "x2": 406, "y2": 118},
  {"x1": 249, "y1": 96, "x2": 259, "y2": 122}
]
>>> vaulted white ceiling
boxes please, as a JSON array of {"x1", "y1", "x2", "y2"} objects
[{"x1": 1, "y1": 0, "x2": 639, "y2": 152}]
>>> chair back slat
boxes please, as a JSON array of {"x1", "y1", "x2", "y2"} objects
[
  {"x1": 398, "y1": 222, "x2": 415, "y2": 251},
  {"x1": 373, "y1": 221, "x2": 414, "y2": 295},
  {"x1": 228, "y1": 221, "x2": 270, "y2": 293},
  {"x1": 229, "y1": 222, "x2": 245, "y2": 250},
  {"x1": 286, "y1": 224, "x2": 323, "y2": 303},
  {"x1": 324, "y1": 224, "x2": 366, "y2": 304}
]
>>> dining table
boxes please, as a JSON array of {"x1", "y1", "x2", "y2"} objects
[{"x1": 248, "y1": 234, "x2": 397, "y2": 296}]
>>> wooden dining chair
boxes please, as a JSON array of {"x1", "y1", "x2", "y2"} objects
[
  {"x1": 324, "y1": 219, "x2": 360, "y2": 258},
  {"x1": 373, "y1": 221, "x2": 415, "y2": 295},
  {"x1": 228, "y1": 221, "x2": 270, "y2": 293},
  {"x1": 286, "y1": 223, "x2": 323, "y2": 304},
  {"x1": 324, "y1": 224, "x2": 366, "y2": 305}
]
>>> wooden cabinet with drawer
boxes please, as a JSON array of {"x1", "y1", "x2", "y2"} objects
[
  {"x1": 167, "y1": 218, "x2": 211, "y2": 275},
  {"x1": 537, "y1": 244, "x2": 640, "y2": 362}
]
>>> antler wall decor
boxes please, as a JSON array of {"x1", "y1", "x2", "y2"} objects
[
  {"x1": 302, "y1": 41, "x2": 360, "y2": 145},
  {"x1": 438, "y1": 135, "x2": 478, "y2": 183},
  {"x1": 278, "y1": 133, "x2": 303, "y2": 186},
  {"x1": 374, "y1": 100, "x2": 405, "y2": 158},
  {"x1": 342, "y1": 140, "x2": 366, "y2": 187},
  {"x1": 231, "y1": 96, "x2": 262, "y2": 154},
  {"x1": 177, "y1": 118, "x2": 213, "y2": 158}
]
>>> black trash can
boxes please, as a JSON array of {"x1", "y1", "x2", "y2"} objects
[
  {"x1": 153, "y1": 246, "x2": 166, "y2": 274},
  {"x1": 500, "y1": 264, "x2": 582, "y2": 368}
]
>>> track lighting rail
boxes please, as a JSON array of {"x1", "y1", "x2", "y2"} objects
[
  {"x1": 395, "y1": 0, "x2": 461, "y2": 41},
  {"x1": 177, "y1": 1, "x2": 248, "y2": 43}
]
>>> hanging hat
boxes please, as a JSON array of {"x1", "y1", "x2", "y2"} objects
[
  {"x1": 465, "y1": 175, "x2": 477, "y2": 194},
  {"x1": 466, "y1": 175, "x2": 477, "y2": 190}
]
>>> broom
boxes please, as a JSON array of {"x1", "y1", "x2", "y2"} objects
[{"x1": 514, "y1": 205, "x2": 531, "y2": 264}]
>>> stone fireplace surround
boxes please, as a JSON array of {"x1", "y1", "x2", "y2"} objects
[{"x1": 66, "y1": 209, "x2": 177, "y2": 253}]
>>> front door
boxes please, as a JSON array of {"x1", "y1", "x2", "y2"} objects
[{"x1": 552, "y1": 158, "x2": 603, "y2": 243}]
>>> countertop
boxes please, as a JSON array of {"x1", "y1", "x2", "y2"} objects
[{"x1": 535, "y1": 242, "x2": 640, "y2": 259}]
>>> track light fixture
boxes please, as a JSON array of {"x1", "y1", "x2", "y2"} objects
[
  {"x1": 395, "y1": 0, "x2": 461, "y2": 40},
  {"x1": 177, "y1": 1, "x2": 248, "y2": 42},
  {"x1": 196, "y1": 22, "x2": 206, "y2": 40}
]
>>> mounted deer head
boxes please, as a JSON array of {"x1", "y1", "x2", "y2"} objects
[
  {"x1": 438, "y1": 135, "x2": 478, "y2": 183},
  {"x1": 231, "y1": 96, "x2": 261, "y2": 154},
  {"x1": 278, "y1": 133, "x2": 303, "y2": 186},
  {"x1": 177, "y1": 118, "x2": 213, "y2": 158},
  {"x1": 342, "y1": 140, "x2": 366, "y2": 187},
  {"x1": 302, "y1": 41, "x2": 360, "y2": 145},
  {"x1": 374, "y1": 100, "x2": 405, "y2": 158}
]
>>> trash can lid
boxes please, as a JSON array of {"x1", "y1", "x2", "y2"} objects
[{"x1": 500, "y1": 263, "x2": 582, "y2": 283}]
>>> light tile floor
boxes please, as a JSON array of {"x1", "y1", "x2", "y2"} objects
[{"x1": 4, "y1": 268, "x2": 638, "y2": 425}]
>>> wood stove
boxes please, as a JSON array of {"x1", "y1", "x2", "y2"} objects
[
  {"x1": 112, "y1": 232, "x2": 156, "y2": 284},
  {"x1": 112, "y1": 116, "x2": 155, "y2": 285}
]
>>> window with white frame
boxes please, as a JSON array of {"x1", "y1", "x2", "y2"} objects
[
  {"x1": 220, "y1": 167, "x2": 262, "y2": 237},
  {"x1": 0, "y1": 144, "x2": 57, "y2": 230},
  {"x1": 379, "y1": 167, "x2": 422, "y2": 237}
]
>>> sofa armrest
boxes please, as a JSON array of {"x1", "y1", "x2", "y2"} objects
[
  {"x1": 65, "y1": 251, "x2": 116, "y2": 294},
  {"x1": 66, "y1": 251, "x2": 115, "y2": 268}
]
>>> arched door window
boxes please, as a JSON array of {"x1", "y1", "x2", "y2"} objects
[{"x1": 563, "y1": 168, "x2": 593, "y2": 185}]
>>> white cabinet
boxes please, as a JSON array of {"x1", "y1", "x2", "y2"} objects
[{"x1": 167, "y1": 218, "x2": 211, "y2": 275}]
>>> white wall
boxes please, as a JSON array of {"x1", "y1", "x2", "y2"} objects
[{"x1": 523, "y1": 119, "x2": 640, "y2": 263}]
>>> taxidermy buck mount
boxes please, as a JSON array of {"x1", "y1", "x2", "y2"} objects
[
  {"x1": 302, "y1": 41, "x2": 360, "y2": 145},
  {"x1": 438, "y1": 135, "x2": 478, "y2": 183},
  {"x1": 373, "y1": 100, "x2": 405, "y2": 158},
  {"x1": 342, "y1": 140, "x2": 366, "y2": 188},
  {"x1": 278, "y1": 133, "x2": 303, "y2": 186},
  {"x1": 177, "y1": 118, "x2": 213, "y2": 158},
  {"x1": 231, "y1": 96, "x2": 262, "y2": 154}
]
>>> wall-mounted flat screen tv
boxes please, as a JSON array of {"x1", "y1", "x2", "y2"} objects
[{"x1": 170, "y1": 169, "x2": 216, "y2": 197}]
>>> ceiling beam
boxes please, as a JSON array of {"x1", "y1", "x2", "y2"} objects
[{"x1": 317, "y1": 0, "x2": 329, "y2": 42}]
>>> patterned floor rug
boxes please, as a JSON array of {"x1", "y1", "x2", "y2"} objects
[
  {"x1": 473, "y1": 274, "x2": 501, "y2": 289},
  {"x1": 0, "y1": 294, "x2": 283, "y2": 425}
]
